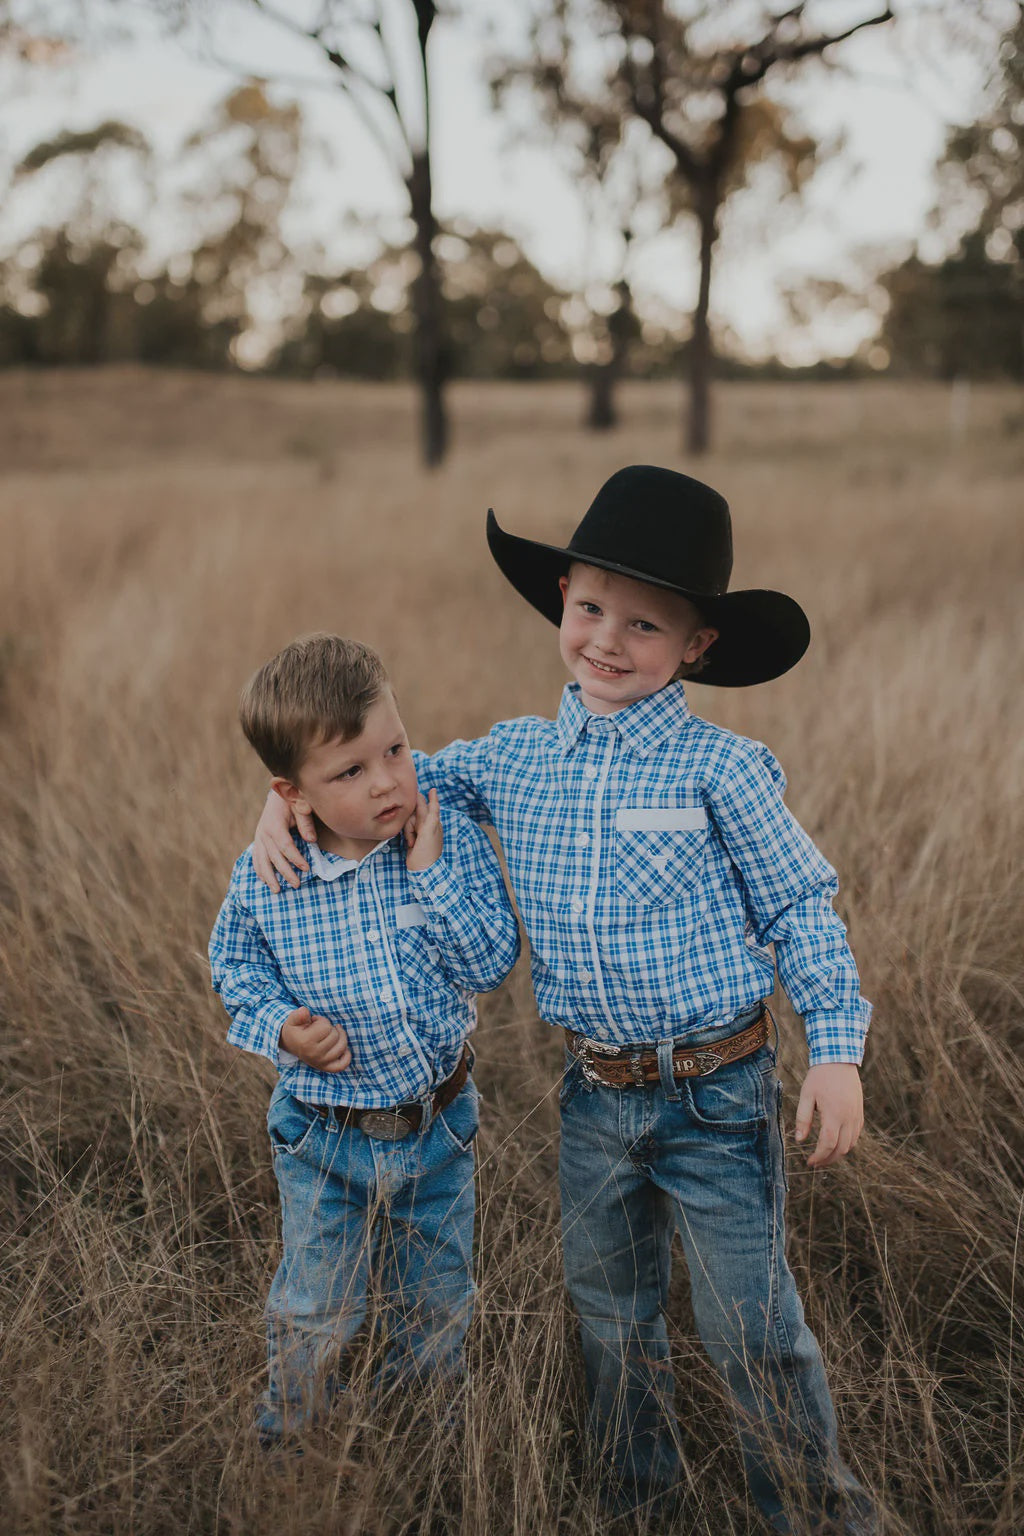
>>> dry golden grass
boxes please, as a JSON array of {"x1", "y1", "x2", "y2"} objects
[{"x1": 0, "y1": 369, "x2": 1022, "y2": 1535}]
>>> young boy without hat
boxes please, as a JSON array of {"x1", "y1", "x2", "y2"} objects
[
  {"x1": 210, "y1": 633, "x2": 520, "y2": 1442},
  {"x1": 252, "y1": 472, "x2": 877, "y2": 1532}
]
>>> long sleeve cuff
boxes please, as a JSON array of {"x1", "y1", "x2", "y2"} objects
[
  {"x1": 226, "y1": 996, "x2": 299, "y2": 1069},
  {"x1": 406, "y1": 855, "x2": 463, "y2": 918},
  {"x1": 804, "y1": 1005, "x2": 872, "y2": 1067}
]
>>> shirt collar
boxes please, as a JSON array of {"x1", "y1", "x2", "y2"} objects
[
  {"x1": 305, "y1": 837, "x2": 392, "y2": 882},
  {"x1": 554, "y1": 681, "x2": 692, "y2": 757}
]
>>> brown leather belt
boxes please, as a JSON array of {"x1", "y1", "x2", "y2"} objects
[
  {"x1": 316, "y1": 1046, "x2": 470, "y2": 1141},
  {"x1": 565, "y1": 1008, "x2": 770, "y2": 1088}
]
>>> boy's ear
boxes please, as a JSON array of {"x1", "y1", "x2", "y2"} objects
[
  {"x1": 682, "y1": 626, "x2": 719, "y2": 664},
  {"x1": 271, "y1": 777, "x2": 311, "y2": 816},
  {"x1": 558, "y1": 575, "x2": 569, "y2": 607}
]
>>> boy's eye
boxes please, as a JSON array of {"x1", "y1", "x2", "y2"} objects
[
  {"x1": 387, "y1": 742, "x2": 405, "y2": 757},
  {"x1": 634, "y1": 620, "x2": 658, "y2": 633},
  {"x1": 336, "y1": 765, "x2": 360, "y2": 780},
  {"x1": 580, "y1": 601, "x2": 601, "y2": 615}
]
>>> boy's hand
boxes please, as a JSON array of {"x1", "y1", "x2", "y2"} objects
[
  {"x1": 404, "y1": 789, "x2": 443, "y2": 871},
  {"x1": 253, "y1": 789, "x2": 317, "y2": 892},
  {"x1": 794, "y1": 1063, "x2": 864, "y2": 1168},
  {"x1": 279, "y1": 1006, "x2": 352, "y2": 1073}
]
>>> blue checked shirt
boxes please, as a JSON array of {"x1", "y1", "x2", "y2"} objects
[
  {"x1": 416, "y1": 682, "x2": 871, "y2": 1065},
  {"x1": 209, "y1": 807, "x2": 520, "y2": 1108}
]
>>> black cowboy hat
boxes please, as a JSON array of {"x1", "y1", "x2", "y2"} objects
[{"x1": 486, "y1": 464, "x2": 810, "y2": 688}]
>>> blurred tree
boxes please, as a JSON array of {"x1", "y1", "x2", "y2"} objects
[
  {"x1": 879, "y1": 236, "x2": 1023, "y2": 378},
  {"x1": 191, "y1": 0, "x2": 451, "y2": 465},
  {"x1": 176, "y1": 81, "x2": 303, "y2": 365},
  {"x1": 878, "y1": 9, "x2": 1024, "y2": 379},
  {"x1": 0, "y1": 83, "x2": 301, "y2": 369},
  {"x1": 275, "y1": 227, "x2": 574, "y2": 380},
  {"x1": 494, "y1": 1, "x2": 892, "y2": 453}
]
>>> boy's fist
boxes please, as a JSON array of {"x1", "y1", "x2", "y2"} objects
[
  {"x1": 279, "y1": 1006, "x2": 352, "y2": 1073},
  {"x1": 404, "y1": 789, "x2": 443, "y2": 871}
]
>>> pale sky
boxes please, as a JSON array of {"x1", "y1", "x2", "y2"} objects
[{"x1": 0, "y1": 0, "x2": 998, "y2": 362}]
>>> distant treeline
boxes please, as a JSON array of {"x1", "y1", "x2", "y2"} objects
[{"x1": 2, "y1": 215, "x2": 1020, "y2": 383}]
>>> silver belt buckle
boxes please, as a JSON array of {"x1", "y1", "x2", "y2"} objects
[
  {"x1": 357, "y1": 1109, "x2": 414, "y2": 1141},
  {"x1": 577, "y1": 1036, "x2": 629, "y2": 1088}
]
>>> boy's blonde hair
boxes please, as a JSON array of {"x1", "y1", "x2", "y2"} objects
[{"x1": 240, "y1": 633, "x2": 388, "y2": 780}]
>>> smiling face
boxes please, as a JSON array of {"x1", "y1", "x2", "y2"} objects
[
  {"x1": 558, "y1": 563, "x2": 719, "y2": 714},
  {"x1": 272, "y1": 690, "x2": 419, "y2": 861}
]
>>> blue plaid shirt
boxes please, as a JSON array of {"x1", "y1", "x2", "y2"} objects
[
  {"x1": 417, "y1": 683, "x2": 871, "y2": 1065},
  {"x1": 209, "y1": 808, "x2": 520, "y2": 1108}
]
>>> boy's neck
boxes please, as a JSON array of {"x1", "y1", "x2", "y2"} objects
[{"x1": 314, "y1": 818, "x2": 386, "y2": 863}]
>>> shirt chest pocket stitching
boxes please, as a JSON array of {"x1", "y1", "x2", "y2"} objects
[{"x1": 614, "y1": 806, "x2": 709, "y2": 906}]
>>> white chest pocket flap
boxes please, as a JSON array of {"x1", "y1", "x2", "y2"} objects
[
  {"x1": 396, "y1": 901, "x2": 428, "y2": 930},
  {"x1": 615, "y1": 808, "x2": 707, "y2": 833}
]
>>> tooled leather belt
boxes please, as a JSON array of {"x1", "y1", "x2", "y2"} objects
[
  {"x1": 315, "y1": 1045, "x2": 470, "y2": 1140},
  {"x1": 564, "y1": 1007, "x2": 770, "y2": 1088}
]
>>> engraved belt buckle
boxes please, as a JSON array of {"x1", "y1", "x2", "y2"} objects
[
  {"x1": 357, "y1": 1109, "x2": 414, "y2": 1141},
  {"x1": 577, "y1": 1037, "x2": 627, "y2": 1088},
  {"x1": 675, "y1": 1048, "x2": 725, "y2": 1078}
]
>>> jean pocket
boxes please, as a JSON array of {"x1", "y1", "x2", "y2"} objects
[
  {"x1": 558, "y1": 1055, "x2": 586, "y2": 1111},
  {"x1": 435, "y1": 1080, "x2": 480, "y2": 1154},
  {"x1": 682, "y1": 1053, "x2": 767, "y2": 1132},
  {"x1": 267, "y1": 1089, "x2": 319, "y2": 1158}
]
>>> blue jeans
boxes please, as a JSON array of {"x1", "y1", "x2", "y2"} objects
[
  {"x1": 256, "y1": 1077, "x2": 478, "y2": 1440},
  {"x1": 559, "y1": 1021, "x2": 875, "y2": 1534}
]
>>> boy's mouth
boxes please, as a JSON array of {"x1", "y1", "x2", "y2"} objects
[
  {"x1": 374, "y1": 803, "x2": 405, "y2": 822},
  {"x1": 583, "y1": 654, "x2": 629, "y2": 677}
]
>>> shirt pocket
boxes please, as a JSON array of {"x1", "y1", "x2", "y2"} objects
[
  {"x1": 614, "y1": 805, "x2": 709, "y2": 907},
  {"x1": 393, "y1": 903, "x2": 446, "y2": 987}
]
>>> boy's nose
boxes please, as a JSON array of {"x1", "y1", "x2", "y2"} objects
[
  {"x1": 370, "y1": 768, "x2": 398, "y2": 796},
  {"x1": 595, "y1": 623, "x2": 623, "y2": 653}
]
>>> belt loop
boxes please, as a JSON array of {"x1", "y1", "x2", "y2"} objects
[
  {"x1": 657, "y1": 1038, "x2": 682, "y2": 1101},
  {"x1": 419, "y1": 1087, "x2": 434, "y2": 1134}
]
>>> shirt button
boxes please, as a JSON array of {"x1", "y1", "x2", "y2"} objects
[
  {"x1": 571, "y1": 897, "x2": 585, "y2": 915},
  {"x1": 426, "y1": 946, "x2": 440, "y2": 961},
  {"x1": 380, "y1": 988, "x2": 393, "y2": 1003},
  {"x1": 650, "y1": 854, "x2": 670, "y2": 871},
  {"x1": 366, "y1": 929, "x2": 380, "y2": 943},
  {"x1": 575, "y1": 831, "x2": 590, "y2": 847},
  {"x1": 578, "y1": 969, "x2": 592, "y2": 984},
  {"x1": 583, "y1": 766, "x2": 598, "y2": 781}
]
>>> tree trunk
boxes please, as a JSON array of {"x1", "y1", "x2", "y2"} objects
[
  {"x1": 407, "y1": 150, "x2": 448, "y2": 468},
  {"x1": 585, "y1": 277, "x2": 634, "y2": 432},
  {"x1": 687, "y1": 183, "x2": 718, "y2": 456}
]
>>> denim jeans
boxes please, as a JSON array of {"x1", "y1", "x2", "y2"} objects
[
  {"x1": 256, "y1": 1076, "x2": 478, "y2": 1440},
  {"x1": 558, "y1": 1019, "x2": 876, "y2": 1534}
]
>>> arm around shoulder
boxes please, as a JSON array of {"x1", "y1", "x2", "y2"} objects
[{"x1": 406, "y1": 808, "x2": 520, "y2": 991}]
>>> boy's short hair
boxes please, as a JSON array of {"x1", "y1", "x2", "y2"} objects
[{"x1": 240, "y1": 633, "x2": 389, "y2": 780}]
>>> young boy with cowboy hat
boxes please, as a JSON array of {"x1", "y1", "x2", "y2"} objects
[{"x1": 252, "y1": 467, "x2": 876, "y2": 1532}]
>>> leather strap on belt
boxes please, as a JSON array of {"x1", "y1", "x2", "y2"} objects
[
  {"x1": 317, "y1": 1045, "x2": 470, "y2": 1140},
  {"x1": 565, "y1": 1008, "x2": 770, "y2": 1089}
]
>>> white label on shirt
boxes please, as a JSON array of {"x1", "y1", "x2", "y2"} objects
[
  {"x1": 396, "y1": 901, "x2": 428, "y2": 930},
  {"x1": 615, "y1": 807, "x2": 706, "y2": 832}
]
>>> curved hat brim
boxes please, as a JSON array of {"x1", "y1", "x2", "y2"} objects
[{"x1": 486, "y1": 510, "x2": 810, "y2": 688}]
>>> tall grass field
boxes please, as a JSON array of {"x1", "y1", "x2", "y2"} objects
[{"x1": 1, "y1": 371, "x2": 1022, "y2": 1534}]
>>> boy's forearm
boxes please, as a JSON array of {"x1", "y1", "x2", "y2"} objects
[{"x1": 408, "y1": 855, "x2": 520, "y2": 990}]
